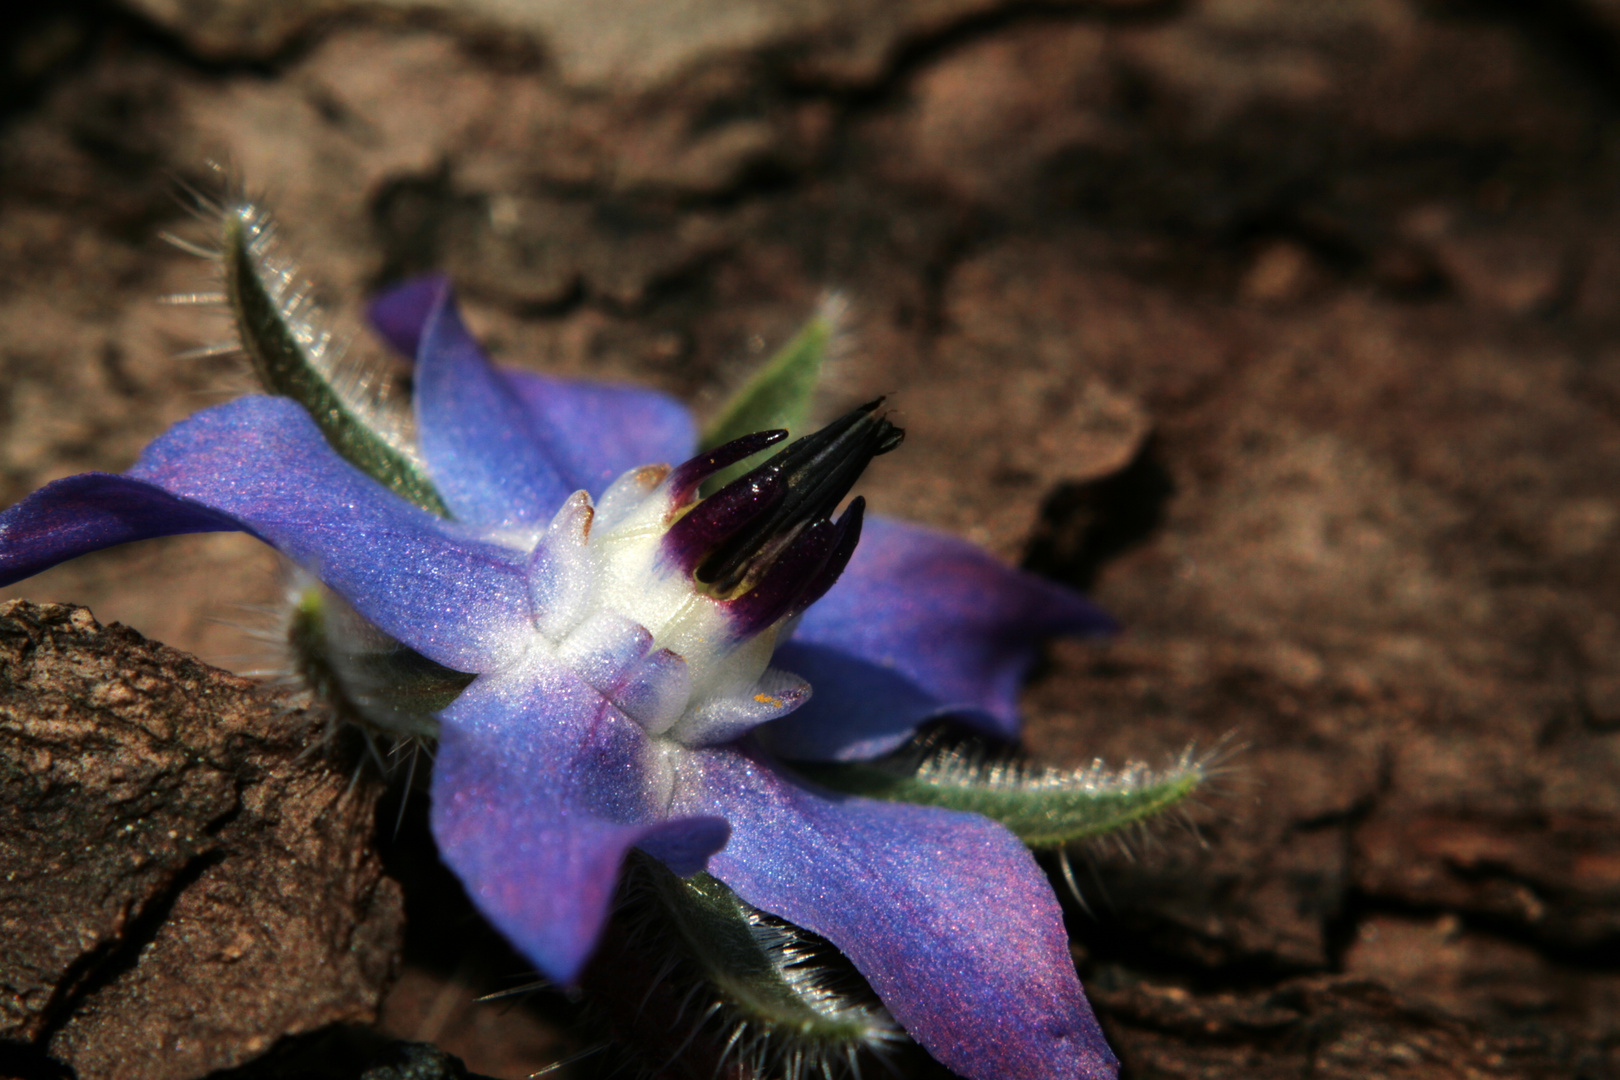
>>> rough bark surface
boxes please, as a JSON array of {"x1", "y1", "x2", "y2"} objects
[
  {"x1": 1, "y1": 0, "x2": 1619, "y2": 1077},
  {"x1": 0, "y1": 601, "x2": 403, "y2": 1079}
]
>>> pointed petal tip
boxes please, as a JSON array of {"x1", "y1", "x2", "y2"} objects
[
  {"x1": 429, "y1": 670, "x2": 731, "y2": 987},
  {"x1": 504, "y1": 812, "x2": 732, "y2": 987},
  {"x1": 414, "y1": 286, "x2": 575, "y2": 525},
  {"x1": 466, "y1": 810, "x2": 732, "y2": 988},
  {"x1": 368, "y1": 272, "x2": 453, "y2": 359},
  {"x1": 681, "y1": 747, "x2": 1120, "y2": 1080},
  {"x1": 0, "y1": 472, "x2": 240, "y2": 588}
]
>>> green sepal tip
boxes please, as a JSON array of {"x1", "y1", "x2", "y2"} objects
[{"x1": 697, "y1": 300, "x2": 838, "y2": 494}]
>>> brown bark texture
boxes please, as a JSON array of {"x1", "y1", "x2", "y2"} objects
[
  {"x1": 0, "y1": 601, "x2": 403, "y2": 1078},
  {"x1": 1, "y1": 0, "x2": 1619, "y2": 1077}
]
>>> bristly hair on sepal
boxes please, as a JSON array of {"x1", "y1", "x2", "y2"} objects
[
  {"x1": 161, "y1": 168, "x2": 473, "y2": 788},
  {"x1": 161, "y1": 163, "x2": 450, "y2": 516},
  {"x1": 205, "y1": 560, "x2": 459, "y2": 806},
  {"x1": 574, "y1": 853, "x2": 907, "y2": 1080},
  {"x1": 284, "y1": 574, "x2": 473, "y2": 745},
  {"x1": 790, "y1": 725, "x2": 1223, "y2": 851}
]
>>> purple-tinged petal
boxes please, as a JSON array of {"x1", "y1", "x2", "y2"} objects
[
  {"x1": 416, "y1": 288, "x2": 573, "y2": 525},
  {"x1": 674, "y1": 744, "x2": 1118, "y2": 1080},
  {"x1": 671, "y1": 666, "x2": 809, "y2": 747},
  {"x1": 126, "y1": 395, "x2": 531, "y2": 672},
  {"x1": 0, "y1": 473, "x2": 240, "y2": 587},
  {"x1": 504, "y1": 371, "x2": 697, "y2": 497},
  {"x1": 790, "y1": 517, "x2": 1116, "y2": 741},
  {"x1": 368, "y1": 272, "x2": 449, "y2": 360},
  {"x1": 371, "y1": 276, "x2": 697, "y2": 497},
  {"x1": 432, "y1": 667, "x2": 728, "y2": 983},
  {"x1": 612, "y1": 647, "x2": 691, "y2": 734},
  {"x1": 759, "y1": 641, "x2": 941, "y2": 762}
]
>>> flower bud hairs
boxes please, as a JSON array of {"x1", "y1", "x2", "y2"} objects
[{"x1": 0, "y1": 170, "x2": 1216, "y2": 1080}]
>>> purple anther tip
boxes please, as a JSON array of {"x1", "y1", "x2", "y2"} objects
[
  {"x1": 724, "y1": 517, "x2": 842, "y2": 640},
  {"x1": 695, "y1": 403, "x2": 898, "y2": 594},
  {"x1": 662, "y1": 469, "x2": 787, "y2": 575},
  {"x1": 666, "y1": 430, "x2": 788, "y2": 506},
  {"x1": 664, "y1": 401, "x2": 898, "y2": 613},
  {"x1": 786, "y1": 496, "x2": 866, "y2": 620}
]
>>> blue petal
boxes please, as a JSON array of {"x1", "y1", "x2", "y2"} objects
[
  {"x1": 758, "y1": 641, "x2": 939, "y2": 762},
  {"x1": 675, "y1": 744, "x2": 1119, "y2": 1080},
  {"x1": 370, "y1": 276, "x2": 696, "y2": 497},
  {"x1": 776, "y1": 517, "x2": 1116, "y2": 755},
  {"x1": 126, "y1": 395, "x2": 532, "y2": 672},
  {"x1": 0, "y1": 472, "x2": 240, "y2": 586},
  {"x1": 503, "y1": 372, "x2": 696, "y2": 498},
  {"x1": 431, "y1": 666, "x2": 729, "y2": 983},
  {"x1": 415, "y1": 286, "x2": 574, "y2": 525},
  {"x1": 368, "y1": 272, "x2": 448, "y2": 360}
]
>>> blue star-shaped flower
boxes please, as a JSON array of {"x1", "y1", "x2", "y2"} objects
[{"x1": 0, "y1": 274, "x2": 1119, "y2": 1080}]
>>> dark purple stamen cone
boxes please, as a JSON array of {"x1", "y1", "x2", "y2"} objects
[
  {"x1": 726, "y1": 497, "x2": 867, "y2": 639},
  {"x1": 663, "y1": 399, "x2": 901, "y2": 630},
  {"x1": 785, "y1": 494, "x2": 865, "y2": 616},
  {"x1": 662, "y1": 463, "x2": 788, "y2": 575},
  {"x1": 703, "y1": 400, "x2": 900, "y2": 587}
]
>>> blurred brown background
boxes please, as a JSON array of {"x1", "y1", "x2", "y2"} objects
[{"x1": 2, "y1": 1, "x2": 1619, "y2": 1077}]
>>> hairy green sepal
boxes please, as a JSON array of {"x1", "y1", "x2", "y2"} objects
[
  {"x1": 698, "y1": 309, "x2": 833, "y2": 493},
  {"x1": 794, "y1": 747, "x2": 1204, "y2": 848},
  {"x1": 643, "y1": 858, "x2": 893, "y2": 1044},
  {"x1": 288, "y1": 584, "x2": 473, "y2": 741},
  {"x1": 222, "y1": 212, "x2": 451, "y2": 517}
]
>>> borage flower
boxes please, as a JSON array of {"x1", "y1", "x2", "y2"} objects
[{"x1": 0, "y1": 201, "x2": 1186, "y2": 1080}]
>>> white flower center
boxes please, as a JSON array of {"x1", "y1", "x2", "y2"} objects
[{"x1": 519, "y1": 465, "x2": 809, "y2": 748}]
